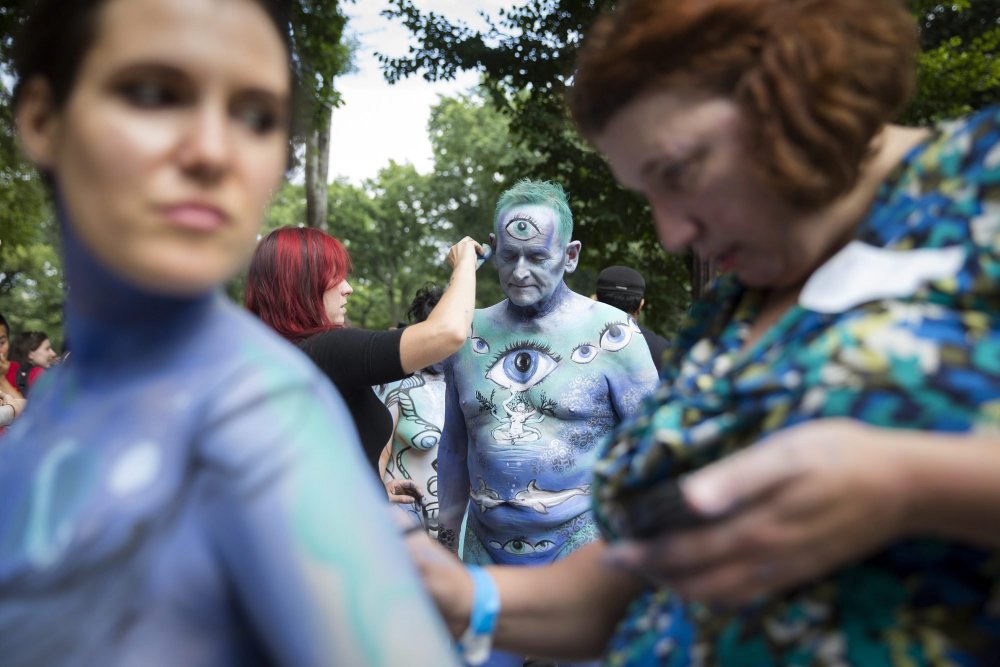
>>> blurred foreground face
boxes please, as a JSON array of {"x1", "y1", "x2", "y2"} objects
[
  {"x1": 494, "y1": 204, "x2": 569, "y2": 307},
  {"x1": 595, "y1": 90, "x2": 825, "y2": 290},
  {"x1": 23, "y1": 0, "x2": 290, "y2": 295}
]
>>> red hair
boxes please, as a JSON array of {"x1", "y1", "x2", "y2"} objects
[
  {"x1": 569, "y1": 0, "x2": 917, "y2": 209},
  {"x1": 246, "y1": 226, "x2": 352, "y2": 342}
]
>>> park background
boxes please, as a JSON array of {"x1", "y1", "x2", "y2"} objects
[{"x1": 1, "y1": 0, "x2": 997, "y2": 350}]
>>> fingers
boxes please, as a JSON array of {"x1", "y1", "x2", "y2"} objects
[
  {"x1": 681, "y1": 428, "x2": 806, "y2": 518},
  {"x1": 385, "y1": 479, "x2": 423, "y2": 504}
]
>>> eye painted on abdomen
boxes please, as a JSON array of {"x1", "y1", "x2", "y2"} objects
[
  {"x1": 600, "y1": 321, "x2": 633, "y2": 352},
  {"x1": 471, "y1": 336, "x2": 490, "y2": 355},
  {"x1": 485, "y1": 341, "x2": 561, "y2": 392},
  {"x1": 488, "y1": 538, "x2": 556, "y2": 555}
]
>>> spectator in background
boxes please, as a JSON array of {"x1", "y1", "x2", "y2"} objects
[
  {"x1": 378, "y1": 284, "x2": 448, "y2": 538},
  {"x1": 595, "y1": 265, "x2": 670, "y2": 372},
  {"x1": 0, "y1": 314, "x2": 23, "y2": 402},
  {"x1": 8, "y1": 330, "x2": 59, "y2": 396}
]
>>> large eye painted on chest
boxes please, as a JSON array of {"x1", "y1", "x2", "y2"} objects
[
  {"x1": 571, "y1": 344, "x2": 599, "y2": 364},
  {"x1": 504, "y1": 216, "x2": 541, "y2": 241},
  {"x1": 471, "y1": 337, "x2": 490, "y2": 355},
  {"x1": 600, "y1": 321, "x2": 633, "y2": 352},
  {"x1": 485, "y1": 342, "x2": 561, "y2": 392}
]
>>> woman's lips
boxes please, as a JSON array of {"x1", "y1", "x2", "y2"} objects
[{"x1": 161, "y1": 203, "x2": 228, "y2": 231}]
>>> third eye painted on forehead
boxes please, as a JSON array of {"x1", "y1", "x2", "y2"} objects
[{"x1": 505, "y1": 214, "x2": 542, "y2": 242}]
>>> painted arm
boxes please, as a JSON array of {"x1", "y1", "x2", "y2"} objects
[
  {"x1": 201, "y1": 377, "x2": 458, "y2": 666},
  {"x1": 399, "y1": 237, "x2": 483, "y2": 373},
  {"x1": 408, "y1": 534, "x2": 641, "y2": 660},
  {"x1": 436, "y1": 366, "x2": 470, "y2": 553},
  {"x1": 607, "y1": 420, "x2": 1000, "y2": 607}
]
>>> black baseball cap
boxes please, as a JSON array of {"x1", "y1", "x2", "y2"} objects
[{"x1": 596, "y1": 265, "x2": 645, "y2": 297}]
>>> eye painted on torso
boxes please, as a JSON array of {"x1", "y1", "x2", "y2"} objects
[
  {"x1": 600, "y1": 321, "x2": 633, "y2": 351},
  {"x1": 571, "y1": 343, "x2": 599, "y2": 364},
  {"x1": 471, "y1": 336, "x2": 490, "y2": 355},
  {"x1": 489, "y1": 538, "x2": 556, "y2": 555},
  {"x1": 411, "y1": 429, "x2": 440, "y2": 449},
  {"x1": 504, "y1": 215, "x2": 541, "y2": 241},
  {"x1": 486, "y1": 341, "x2": 561, "y2": 392}
]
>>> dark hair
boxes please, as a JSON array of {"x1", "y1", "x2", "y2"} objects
[
  {"x1": 569, "y1": 0, "x2": 917, "y2": 209},
  {"x1": 0, "y1": 312, "x2": 8, "y2": 337},
  {"x1": 13, "y1": 331, "x2": 49, "y2": 364},
  {"x1": 596, "y1": 292, "x2": 643, "y2": 316},
  {"x1": 246, "y1": 226, "x2": 352, "y2": 342},
  {"x1": 406, "y1": 284, "x2": 443, "y2": 325},
  {"x1": 12, "y1": 0, "x2": 295, "y2": 111}
]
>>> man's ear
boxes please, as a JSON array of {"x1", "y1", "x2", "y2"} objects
[
  {"x1": 563, "y1": 240, "x2": 582, "y2": 274},
  {"x1": 636, "y1": 297, "x2": 645, "y2": 316},
  {"x1": 15, "y1": 78, "x2": 59, "y2": 170}
]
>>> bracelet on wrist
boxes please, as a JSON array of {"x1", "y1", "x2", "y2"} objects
[{"x1": 457, "y1": 565, "x2": 500, "y2": 665}]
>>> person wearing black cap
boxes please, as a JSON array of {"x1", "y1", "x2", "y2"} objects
[{"x1": 595, "y1": 265, "x2": 670, "y2": 372}]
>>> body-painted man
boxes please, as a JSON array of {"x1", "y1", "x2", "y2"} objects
[{"x1": 437, "y1": 180, "x2": 658, "y2": 666}]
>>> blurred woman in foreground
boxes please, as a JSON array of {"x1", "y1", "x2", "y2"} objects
[{"x1": 0, "y1": 0, "x2": 457, "y2": 665}]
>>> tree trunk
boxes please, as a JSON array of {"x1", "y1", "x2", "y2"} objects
[
  {"x1": 689, "y1": 252, "x2": 716, "y2": 302},
  {"x1": 304, "y1": 105, "x2": 332, "y2": 229}
]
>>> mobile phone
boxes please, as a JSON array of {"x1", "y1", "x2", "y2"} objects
[{"x1": 610, "y1": 478, "x2": 713, "y2": 539}]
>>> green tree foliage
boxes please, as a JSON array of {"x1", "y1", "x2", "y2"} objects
[
  {"x1": 905, "y1": 0, "x2": 1000, "y2": 123},
  {"x1": 291, "y1": 1, "x2": 354, "y2": 229},
  {"x1": 423, "y1": 89, "x2": 541, "y2": 306},
  {"x1": 379, "y1": 0, "x2": 690, "y2": 335}
]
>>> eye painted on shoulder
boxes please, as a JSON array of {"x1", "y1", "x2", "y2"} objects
[
  {"x1": 486, "y1": 341, "x2": 561, "y2": 392},
  {"x1": 488, "y1": 538, "x2": 556, "y2": 555},
  {"x1": 471, "y1": 336, "x2": 490, "y2": 355},
  {"x1": 504, "y1": 215, "x2": 541, "y2": 241},
  {"x1": 600, "y1": 321, "x2": 633, "y2": 352},
  {"x1": 570, "y1": 343, "x2": 599, "y2": 364}
]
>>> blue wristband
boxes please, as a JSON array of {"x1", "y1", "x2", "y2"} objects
[{"x1": 457, "y1": 565, "x2": 500, "y2": 665}]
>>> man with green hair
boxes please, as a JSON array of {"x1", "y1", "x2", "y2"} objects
[{"x1": 437, "y1": 180, "x2": 658, "y2": 666}]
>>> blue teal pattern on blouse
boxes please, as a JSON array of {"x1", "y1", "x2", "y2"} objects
[{"x1": 593, "y1": 106, "x2": 1000, "y2": 666}]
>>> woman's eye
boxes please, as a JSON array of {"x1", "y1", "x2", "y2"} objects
[
  {"x1": 471, "y1": 337, "x2": 490, "y2": 355},
  {"x1": 600, "y1": 321, "x2": 633, "y2": 352},
  {"x1": 120, "y1": 81, "x2": 179, "y2": 108},
  {"x1": 485, "y1": 346, "x2": 559, "y2": 392},
  {"x1": 571, "y1": 344, "x2": 598, "y2": 364},
  {"x1": 234, "y1": 104, "x2": 279, "y2": 134}
]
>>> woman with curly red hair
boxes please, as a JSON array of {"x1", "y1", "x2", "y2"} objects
[
  {"x1": 410, "y1": 0, "x2": 1000, "y2": 665},
  {"x1": 247, "y1": 226, "x2": 483, "y2": 471}
]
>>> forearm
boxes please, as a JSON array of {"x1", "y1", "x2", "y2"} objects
[
  {"x1": 400, "y1": 259, "x2": 476, "y2": 373},
  {"x1": 377, "y1": 442, "x2": 391, "y2": 482},
  {"x1": 0, "y1": 403, "x2": 14, "y2": 427},
  {"x1": 900, "y1": 430, "x2": 1000, "y2": 549},
  {"x1": 488, "y1": 542, "x2": 641, "y2": 660}
]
